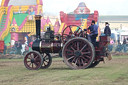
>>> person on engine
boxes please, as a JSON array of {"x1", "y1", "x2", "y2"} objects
[{"x1": 88, "y1": 20, "x2": 98, "y2": 46}]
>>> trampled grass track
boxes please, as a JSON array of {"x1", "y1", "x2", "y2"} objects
[{"x1": 0, "y1": 56, "x2": 128, "y2": 85}]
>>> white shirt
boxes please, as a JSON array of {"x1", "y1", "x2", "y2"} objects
[{"x1": 11, "y1": 40, "x2": 15, "y2": 46}]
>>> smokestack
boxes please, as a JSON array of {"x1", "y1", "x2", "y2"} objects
[{"x1": 35, "y1": 15, "x2": 42, "y2": 40}]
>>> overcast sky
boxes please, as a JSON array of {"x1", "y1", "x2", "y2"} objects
[
  {"x1": 43, "y1": 0, "x2": 128, "y2": 16},
  {"x1": 0, "y1": 0, "x2": 128, "y2": 16}
]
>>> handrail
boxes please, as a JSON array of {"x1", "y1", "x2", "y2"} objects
[
  {"x1": 0, "y1": 7, "x2": 7, "y2": 24},
  {"x1": 0, "y1": 7, "x2": 8, "y2": 40},
  {"x1": 0, "y1": 5, "x2": 13, "y2": 40}
]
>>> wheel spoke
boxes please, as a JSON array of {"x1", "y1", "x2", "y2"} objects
[
  {"x1": 81, "y1": 51, "x2": 91, "y2": 55},
  {"x1": 66, "y1": 49, "x2": 74, "y2": 55},
  {"x1": 35, "y1": 56, "x2": 38, "y2": 59},
  {"x1": 45, "y1": 57, "x2": 49, "y2": 60},
  {"x1": 84, "y1": 55, "x2": 91, "y2": 59},
  {"x1": 74, "y1": 58, "x2": 78, "y2": 65},
  {"x1": 67, "y1": 56, "x2": 75, "y2": 61},
  {"x1": 80, "y1": 44, "x2": 87, "y2": 52},
  {"x1": 71, "y1": 57, "x2": 76, "y2": 63},
  {"x1": 28, "y1": 55, "x2": 31, "y2": 59},
  {"x1": 77, "y1": 42, "x2": 80, "y2": 50},
  {"x1": 81, "y1": 58, "x2": 84, "y2": 65},
  {"x1": 43, "y1": 55, "x2": 47, "y2": 59},
  {"x1": 75, "y1": 28, "x2": 80, "y2": 35},
  {"x1": 69, "y1": 26, "x2": 73, "y2": 34},
  {"x1": 30, "y1": 53, "x2": 34, "y2": 59},
  {"x1": 77, "y1": 28, "x2": 80, "y2": 32},
  {"x1": 44, "y1": 60, "x2": 48, "y2": 63},
  {"x1": 71, "y1": 46, "x2": 76, "y2": 51},
  {"x1": 43, "y1": 62, "x2": 46, "y2": 66},
  {"x1": 81, "y1": 56, "x2": 88, "y2": 63},
  {"x1": 28, "y1": 62, "x2": 32, "y2": 66},
  {"x1": 77, "y1": 58, "x2": 81, "y2": 66}
]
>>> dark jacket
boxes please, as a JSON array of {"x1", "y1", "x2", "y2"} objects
[
  {"x1": 123, "y1": 38, "x2": 126, "y2": 44},
  {"x1": 104, "y1": 26, "x2": 111, "y2": 36},
  {"x1": 88, "y1": 24, "x2": 98, "y2": 35}
]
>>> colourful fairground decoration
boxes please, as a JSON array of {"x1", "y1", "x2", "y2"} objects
[
  {"x1": 59, "y1": 2, "x2": 99, "y2": 34},
  {"x1": 0, "y1": 0, "x2": 60, "y2": 46}
]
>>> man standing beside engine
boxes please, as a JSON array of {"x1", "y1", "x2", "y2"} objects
[{"x1": 104, "y1": 22, "x2": 111, "y2": 36}]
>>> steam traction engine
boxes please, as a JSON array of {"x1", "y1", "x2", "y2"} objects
[{"x1": 24, "y1": 15, "x2": 111, "y2": 70}]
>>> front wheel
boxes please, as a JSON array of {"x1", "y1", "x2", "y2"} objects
[{"x1": 24, "y1": 51, "x2": 43, "y2": 70}]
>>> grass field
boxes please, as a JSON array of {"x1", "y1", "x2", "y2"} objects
[{"x1": 0, "y1": 56, "x2": 128, "y2": 85}]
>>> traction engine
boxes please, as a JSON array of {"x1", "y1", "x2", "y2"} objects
[{"x1": 24, "y1": 15, "x2": 111, "y2": 70}]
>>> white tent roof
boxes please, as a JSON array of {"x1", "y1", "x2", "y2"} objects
[{"x1": 8, "y1": 0, "x2": 37, "y2": 6}]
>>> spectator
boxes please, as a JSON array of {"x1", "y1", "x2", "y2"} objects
[
  {"x1": 16, "y1": 41, "x2": 22, "y2": 55},
  {"x1": 29, "y1": 41, "x2": 33, "y2": 51},
  {"x1": 108, "y1": 38, "x2": 114, "y2": 52},
  {"x1": 11, "y1": 37, "x2": 15, "y2": 47},
  {"x1": 115, "y1": 43, "x2": 123, "y2": 52},
  {"x1": 104, "y1": 22, "x2": 111, "y2": 36},
  {"x1": 3, "y1": 43, "x2": 7, "y2": 55},
  {"x1": 123, "y1": 38, "x2": 127, "y2": 53}
]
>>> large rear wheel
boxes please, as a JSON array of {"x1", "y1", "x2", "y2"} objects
[{"x1": 62, "y1": 37, "x2": 95, "y2": 69}]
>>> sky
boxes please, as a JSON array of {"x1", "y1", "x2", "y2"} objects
[
  {"x1": 43, "y1": 0, "x2": 128, "y2": 16},
  {"x1": 0, "y1": 0, "x2": 128, "y2": 16}
]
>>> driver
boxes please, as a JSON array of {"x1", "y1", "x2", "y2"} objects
[{"x1": 87, "y1": 20, "x2": 98, "y2": 46}]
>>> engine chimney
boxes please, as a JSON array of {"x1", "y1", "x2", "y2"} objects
[
  {"x1": 32, "y1": 15, "x2": 42, "y2": 52},
  {"x1": 35, "y1": 15, "x2": 42, "y2": 40}
]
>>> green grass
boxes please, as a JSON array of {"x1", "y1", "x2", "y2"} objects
[
  {"x1": 0, "y1": 56, "x2": 128, "y2": 85},
  {"x1": 113, "y1": 55, "x2": 128, "y2": 58}
]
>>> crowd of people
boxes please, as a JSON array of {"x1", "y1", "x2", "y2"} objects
[
  {"x1": 112, "y1": 38, "x2": 127, "y2": 53},
  {"x1": 3, "y1": 35, "x2": 34, "y2": 55}
]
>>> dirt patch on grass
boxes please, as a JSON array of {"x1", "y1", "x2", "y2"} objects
[
  {"x1": 0, "y1": 54, "x2": 23, "y2": 59},
  {"x1": 111, "y1": 52, "x2": 128, "y2": 56}
]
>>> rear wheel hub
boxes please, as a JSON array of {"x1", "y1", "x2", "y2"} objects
[{"x1": 74, "y1": 51, "x2": 81, "y2": 57}]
